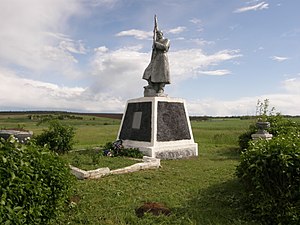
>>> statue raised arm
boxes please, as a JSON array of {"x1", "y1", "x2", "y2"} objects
[{"x1": 143, "y1": 15, "x2": 170, "y2": 97}]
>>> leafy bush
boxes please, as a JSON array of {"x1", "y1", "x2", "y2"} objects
[
  {"x1": 0, "y1": 138, "x2": 74, "y2": 224},
  {"x1": 34, "y1": 120, "x2": 75, "y2": 154},
  {"x1": 103, "y1": 140, "x2": 144, "y2": 158},
  {"x1": 236, "y1": 132, "x2": 300, "y2": 224},
  {"x1": 267, "y1": 114, "x2": 300, "y2": 136}
]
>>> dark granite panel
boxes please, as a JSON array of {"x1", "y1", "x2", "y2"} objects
[
  {"x1": 119, "y1": 102, "x2": 152, "y2": 142},
  {"x1": 157, "y1": 102, "x2": 191, "y2": 141}
]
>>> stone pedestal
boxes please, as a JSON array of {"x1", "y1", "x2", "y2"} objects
[
  {"x1": 251, "y1": 133, "x2": 273, "y2": 141},
  {"x1": 0, "y1": 130, "x2": 33, "y2": 144},
  {"x1": 117, "y1": 97, "x2": 198, "y2": 159},
  {"x1": 251, "y1": 121, "x2": 273, "y2": 141}
]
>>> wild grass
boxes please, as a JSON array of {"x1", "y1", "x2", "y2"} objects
[{"x1": 61, "y1": 149, "x2": 139, "y2": 171}]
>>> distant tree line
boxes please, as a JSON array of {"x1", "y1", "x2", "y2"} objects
[{"x1": 28, "y1": 114, "x2": 83, "y2": 121}]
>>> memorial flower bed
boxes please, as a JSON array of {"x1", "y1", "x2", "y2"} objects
[{"x1": 62, "y1": 140, "x2": 144, "y2": 171}]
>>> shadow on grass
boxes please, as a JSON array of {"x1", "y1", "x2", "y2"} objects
[
  {"x1": 174, "y1": 179, "x2": 259, "y2": 225},
  {"x1": 214, "y1": 147, "x2": 241, "y2": 160},
  {"x1": 201, "y1": 146, "x2": 241, "y2": 162}
]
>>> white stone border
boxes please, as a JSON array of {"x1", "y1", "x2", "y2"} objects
[{"x1": 70, "y1": 156, "x2": 161, "y2": 180}]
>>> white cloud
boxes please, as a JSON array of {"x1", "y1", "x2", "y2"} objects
[
  {"x1": 282, "y1": 77, "x2": 300, "y2": 94},
  {"x1": 191, "y1": 38, "x2": 214, "y2": 46},
  {"x1": 187, "y1": 97, "x2": 259, "y2": 116},
  {"x1": 86, "y1": 0, "x2": 119, "y2": 7},
  {"x1": 186, "y1": 76, "x2": 300, "y2": 116},
  {"x1": 199, "y1": 70, "x2": 231, "y2": 76},
  {"x1": 167, "y1": 26, "x2": 186, "y2": 34},
  {"x1": 169, "y1": 49, "x2": 241, "y2": 81},
  {"x1": 187, "y1": 93, "x2": 300, "y2": 116},
  {"x1": 88, "y1": 46, "x2": 241, "y2": 99},
  {"x1": 0, "y1": 68, "x2": 124, "y2": 112},
  {"x1": 234, "y1": 1, "x2": 269, "y2": 13},
  {"x1": 0, "y1": 0, "x2": 85, "y2": 77},
  {"x1": 116, "y1": 26, "x2": 187, "y2": 39},
  {"x1": 89, "y1": 45, "x2": 148, "y2": 98},
  {"x1": 189, "y1": 18, "x2": 203, "y2": 32},
  {"x1": 189, "y1": 18, "x2": 202, "y2": 25},
  {"x1": 271, "y1": 56, "x2": 289, "y2": 62},
  {"x1": 116, "y1": 29, "x2": 152, "y2": 40}
]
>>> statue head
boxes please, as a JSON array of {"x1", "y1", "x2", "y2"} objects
[{"x1": 156, "y1": 30, "x2": 163, "y2": 39}]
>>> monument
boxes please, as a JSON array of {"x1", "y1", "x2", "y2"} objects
[{"x1": 117, "y1": 15, "x2": 198, "y2": 159}]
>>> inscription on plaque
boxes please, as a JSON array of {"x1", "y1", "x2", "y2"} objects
[{"x1": 132, "y1": 112, "x2": 142, "y2": 129}]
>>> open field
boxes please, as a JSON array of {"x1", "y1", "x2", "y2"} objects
[{"x1": 1, "y1": 113, "x2": 299, "y2": 224}]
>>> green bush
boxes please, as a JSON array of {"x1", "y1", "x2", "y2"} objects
[
  {"x1": 267, "y1": 114, "x2": 300, "y2": 136},
  {"x1": 35, "y1": 120, "x2": 75, "y2": 154},
  {"x1": 236, "y1": 132, "x2": 300, "y2": 224},
  {"x1": 0, "y1": 138, "x2": 74, "y2": 224}
]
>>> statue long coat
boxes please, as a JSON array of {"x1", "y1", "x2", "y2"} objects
[{"x1": 143, "y1": 38, "x2": 170, "y2": 84}]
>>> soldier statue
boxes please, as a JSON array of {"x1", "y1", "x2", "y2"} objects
[{"x1": 143, "y1": 15, "x2": 170, "y2": 97}]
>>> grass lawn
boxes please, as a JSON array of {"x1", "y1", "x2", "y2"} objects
[
  {"x1": 1, "y1": 114, "x2": 263, "y2": 224},
  {"x1": 56, "y1": 117, "x2": 258, "y2": 224},
  {"x1": 61, "y1": 149, "x2": 141, "y2": 171}
]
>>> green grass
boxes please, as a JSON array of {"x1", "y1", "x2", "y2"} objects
[
  {"x1": 55, "y1": 116, "x2": 257, "y2": 224},
  {"x1": 61, "y1": 149, "x2": 140, "y2": 171},
  {"x1": 0, "y1": 113, "x2": 283, "y2": 224}
]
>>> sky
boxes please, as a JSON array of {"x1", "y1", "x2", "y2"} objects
[{"x1": 0, "y1": 0, "x2": 299, "y2": 116}]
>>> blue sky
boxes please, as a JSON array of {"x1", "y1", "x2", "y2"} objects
[{"x1": 0, "y1": 0, "x2": 299, "y2": 116}]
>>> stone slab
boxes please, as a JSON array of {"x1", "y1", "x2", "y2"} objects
[
  {"x1": 69, "y1": 156, "x2": 160, "y2": 179},
  {"x1": 157, "y1": 101, "x2": 191, "y2": 141},
  {"x1": 119, "y1": 102, "x2": 152, "y2": 142}
]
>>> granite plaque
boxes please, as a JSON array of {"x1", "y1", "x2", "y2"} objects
[
  {"x1": 119, "y1": 102, "x2": 152, "y2": 142},
  {"x1": 157, "y1": 102, "x2": 191, "y2": 141}
]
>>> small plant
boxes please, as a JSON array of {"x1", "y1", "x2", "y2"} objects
[
  {"x1": 255, "y1": 99, "x2": 275, "y2": 122},
  {"x1": 0, "y1": 137, "x2": 74, "y2": 224},
  {"x1": 34, "y1": 120, "x2": 75, "y2": 154},
  {"x1": 103, "y1": 140, "x2": 143, "y2": 158}
]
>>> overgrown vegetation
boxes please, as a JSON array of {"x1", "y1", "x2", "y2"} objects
[
  {"x1": 0, "y1": 138, "x2": 74, "y2": 225},
  {"x1": 236, "y1": 99, "x2": 300, "y2": 224},
  {"x1": 237, "y1": 132, "x2": 300, "y2": 224},
  {"x1": 34, "y1": 120, "x2": 75, "y2": 154}
]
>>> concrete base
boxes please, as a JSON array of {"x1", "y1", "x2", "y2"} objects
[
  {"x1": 117, "y1": 97, "x2": 198, "y2": 159},
  {"x1": 251, "y1": 133, "x2": 273, "y2": 141}
]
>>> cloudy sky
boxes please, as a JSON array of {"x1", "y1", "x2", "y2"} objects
[{"x1": 0, "y1": 0, "x2": 299, "y2": 116}]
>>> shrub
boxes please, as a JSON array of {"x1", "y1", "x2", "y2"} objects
[
  {"x1": 0, "y1": 138, "x2": 74, "y2": 224},
  {"x1": 267, "y1": 114, "x2": 300, "y2": 136},
  {"x1": 34, "y1": 120, "x2": 75, "y2": 154},
  {"x1": 236, "y1": 132, "x2": 300, "y2": 224}
]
